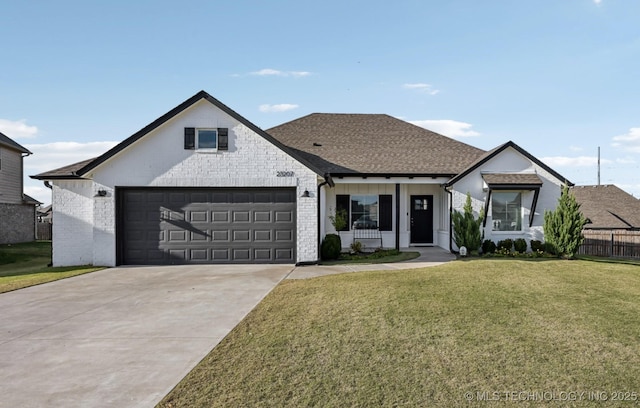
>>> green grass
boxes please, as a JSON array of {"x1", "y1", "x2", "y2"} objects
[
  {"x1": 159, "y1": 259, "x2": 640, "y2": 407},
  {"x1": 0, "y1": 241, "x2": 103, "y2": 293}
]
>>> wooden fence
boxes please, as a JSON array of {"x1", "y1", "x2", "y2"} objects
[
  {"x1": 578, "y1": 230, "x2": 640, "y2": 259},
  {"x1": 37, "y1": 223, "x2": 52, "y2": 241}
]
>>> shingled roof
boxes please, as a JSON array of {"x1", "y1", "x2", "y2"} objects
[
  {"x1": 31, "y1": 157, "x2": 96, "y2": 180},
  {"x1": 266, "y1": 113, "x2": 485, "y2": 176},
  {"x1": 0, "y1": 131, "x2": 31, "y2": 154},
  {"x1": 572, "y1": 185, "x2": 640, "y2": 229}
]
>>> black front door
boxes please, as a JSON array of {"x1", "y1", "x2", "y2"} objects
[{"x1": 410, "y1": 195, "x2": 433, "y2": 244}]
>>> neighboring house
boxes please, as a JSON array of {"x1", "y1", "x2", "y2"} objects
[
  {"x1": 572, "y1": 185, "x2": 640, "y2": 259},
  {"x1": 32, "y1": 90, "x2": 570, "y2": 266},
  {"x1": 37, "y1": 204, "x2": 52, "y2": 223},
  {"x1": 0, "y1": 131, "x2": 40, "y2": 244},
  {"x1": 572, "y1": 185, "x2": 640, "y2": 230}
]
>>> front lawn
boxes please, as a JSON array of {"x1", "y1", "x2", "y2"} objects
[
  {"x1": 159, "y1": 259, "x2": 640, "y2": 407},
  {"x1": 0, "y1": 241, "x2": 103, "y2": 293}
]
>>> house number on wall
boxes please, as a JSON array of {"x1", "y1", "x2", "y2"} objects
[{"x1": 276, "y1": 171, "x2": 295, "y2": 177}]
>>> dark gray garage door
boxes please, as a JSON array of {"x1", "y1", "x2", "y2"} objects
[{"x1": 117, "y1": 188, "x2": 296, "y2": 265}]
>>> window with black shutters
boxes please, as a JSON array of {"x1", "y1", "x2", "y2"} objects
[
  {"x1": 335, "y1": 194, "x2": 392, "y2": 231},
  {"x1": 184, "y1": 127, "x2": 229, "y2": 151}
]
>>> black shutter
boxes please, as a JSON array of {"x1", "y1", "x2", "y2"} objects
[
  {"x1": 336, "y1": 194, "x2": 350, "y2": 231},
  {"x1": 218, "y1": 128, "x2": 228, "y2": 150},
  {"x1": 379, "y1": 194, "x2": 392, "y2": 231},
  {"x1": 184, "y1": 127, "x2": 195, "y2": 149}
]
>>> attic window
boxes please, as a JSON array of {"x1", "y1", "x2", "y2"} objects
[
  {"x1": 197, "y1": 129, "x2": 217, "y2": 149},
  {"x1": 184, "y1": 127, "x2": 228, "y2": 151}
]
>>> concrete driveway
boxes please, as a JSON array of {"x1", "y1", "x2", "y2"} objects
[{"x1": 0, "y1": 264, "x2": 294, "y2": 408}]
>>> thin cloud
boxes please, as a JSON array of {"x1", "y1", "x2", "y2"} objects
[
  {"x1": 593, "y1": 0, "x2": 602, "y2": 5},
  {"x1": 0, "y1": 118, "x2": 38, "y2": 139},
  {"x1": 258, "y1": 104, "x2": 299, "y2": 113},
  {"x1": 612, "y1": 127, "x2": 640, "y2": 153},
  {"x1": 24, "y1": 141, "x2": 118, "y2": 174},
  {"x1": 403, "y1": 83, "x2": 440, "y2": 95},
  {"x1": 410, "y1": 119, "x2": 480, "y2": 138},
  {"x1": 24, "y1": 140, "x2": 118, "y2": 205},
  {"x1": 540, "y1": 155, "x2": 612, "y2": 167},
  {"x1": 251, "y1": 69, "x2": 311, "y2": 78}
]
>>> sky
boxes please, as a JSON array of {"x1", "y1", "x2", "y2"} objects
[{"x1": 1, "y1": 0, "x2": 639, "y2": 206}]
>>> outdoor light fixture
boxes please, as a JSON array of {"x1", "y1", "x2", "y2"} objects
[
  {"x1": 97, "y1": 189, "x2": 107, "y2": 197},
  {"x1": 301, "y1": 190, "x2": 310, "y2": 198}
]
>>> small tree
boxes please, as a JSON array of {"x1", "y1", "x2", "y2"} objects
[
  {"x1": 543, "y1": 184, "x2": 587, "y2": 259},
  {"x1": 452, "y1": 193, "x2": 484, "y2": 253},
  {"x1": 328, "y1": 207, "x2": 348, "y2": 232}
]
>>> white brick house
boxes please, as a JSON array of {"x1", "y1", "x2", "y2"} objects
[{"x1": 33, "y1": 91, "x2": 570, "y2": 266}]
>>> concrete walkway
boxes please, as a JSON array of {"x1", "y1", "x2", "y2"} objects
[{"x1": 288, "y1": 246, "x2": 456, "y2": 279}]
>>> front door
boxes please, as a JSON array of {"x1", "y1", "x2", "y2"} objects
[{"x1": 410, "y1": 195, "x2": 433, "y2": 244}]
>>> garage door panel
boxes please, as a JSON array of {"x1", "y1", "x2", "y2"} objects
[
  {"x1": 233, "y1": 211, "x2": 250, "y2": 222},
  {"x1": 275, "y1": 230, "x2": 293, "y2": 242},
  {"x1": 254, "y1": 211, "x2": 271, "y2": 222},
  {"x1": 276, "y1": 248, "x2": 294, "y2": 260},
  {"x1": 233, "y1": 249, "x2": 250, "y2": 260},
  {"x1": 119, "y1": 187, "x2": 296, "y2": 265},
  {"x1": 232, "y1": 230, "x2": 250, "y2": 241},
  {"x1": 254, "y1": 230, "x2": 271, "y2": 241},
  {"x1": 212, "y1": 211, "x2": 228, "y2": 222},
  {"x1": 275, "y1": 211, "x2": 293, "y2": 222}
]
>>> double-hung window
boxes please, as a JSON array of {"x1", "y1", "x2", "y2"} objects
[{"x1": 491, "y1": 192, "x2": 522, "y2": 231}]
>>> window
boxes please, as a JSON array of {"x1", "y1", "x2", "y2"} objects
[
  {"x1": 492, "y1": 192, "x2": 522, "y2": 231},
  {"x1": 336, "y1": 194, "x2": 392, "y2": 231},
  {"x1": 197, "y1": 129, "x2": 217, "y2": 149},
  {"x1": 351, "y1": 195, "x2": 378, "y2": 229},
  {"x1": 184, "y1": 127, "x2": 228, "y2": 151}
]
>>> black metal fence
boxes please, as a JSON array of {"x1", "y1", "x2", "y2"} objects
[{"x1": 578, "y1": 230, "x2": 640, "y2": 259}]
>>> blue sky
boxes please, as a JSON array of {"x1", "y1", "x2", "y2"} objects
[{"x1": 1, "y1": 0, "x2": 639, "y2": 205}]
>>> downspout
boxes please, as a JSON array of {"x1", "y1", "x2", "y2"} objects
[
  {"x1": 316, "y1": 173, "x2": 335, "y2": 264},
  {"x1": 446, "y1": 186, "x2": 454, "y2": 253},
  {"x1": 44, "y1": 181, "x2": 53, "y2": 267},
  {"x1": 395, "y1": 184, "x2": 400, "y2": 251}
]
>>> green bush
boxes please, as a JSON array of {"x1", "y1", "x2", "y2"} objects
[
  {"x1": 497, "y1": 239, "x2": 513, "y2": 252},
  {"x1": 530, "y1": 240, "x2": 545, "y2": 252},
  {"x1": 543, "y1": 184, "x2": 588, "y2": 259},
  {"x1": 321, "y1": 234, "x2": 342, "y2": 260},
  {"x1": 452, "y1": 193, "x2": 484, "y2": 252},
  {"x1": 482, "y1": 239, "x2": 496, "y2": 254},
  {"x1": 514, "y1": 238, "x2": 527, "y2": 253}
]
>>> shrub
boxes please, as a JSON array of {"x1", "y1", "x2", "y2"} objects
[
  {"x1": 514, "y1": 238, "x2": 527, "y2": 253},
  {"x1": 350, "y1": 240, "x2": 363, "y2": 253},
  {"x1": 452, "y1": 193, "x2": 484, "y2": 252},
  {"x1": 543, "y1": 184, "x2": 588, "y2": 259},
  {"x1": 321, "y1": 234, "x2": 342, "y2": 260},
  {"x1": 482, "y1": 239, "x2": 496, "y2": 254},
  {"x1": 497, "y1": 239, "x2": 513, "y2": 252},
  {"x1": 530, "y1": 240, "x2": 544, "y2": 252}
]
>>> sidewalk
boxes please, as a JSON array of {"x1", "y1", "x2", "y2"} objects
[{"x1": 287, "y1": 246, "x2": 456, "y2": 279}]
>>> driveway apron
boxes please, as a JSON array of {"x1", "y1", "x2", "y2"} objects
[{"x1": 0, "y1": 264, "x2": 293, "y2": 408}]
